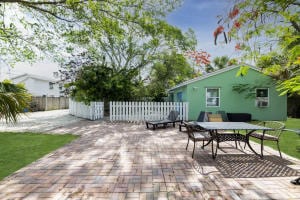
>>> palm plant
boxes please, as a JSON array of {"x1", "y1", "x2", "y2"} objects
[
  {"x1": 0, "y1": 80, "x2": 31, "y2": 123},
  {"x1": 213, "y1": 56, "x2": 230, "y2": 70}
]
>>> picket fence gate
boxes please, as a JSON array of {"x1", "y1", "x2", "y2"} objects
[
  {"x1": 110, "y1": 101, "x2": 188, "y2": 122},
  {"x1": 69, "y1": 99, "x2": 104, "y2": 120}
]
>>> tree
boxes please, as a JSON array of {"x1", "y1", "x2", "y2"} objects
[
  {"x1": 63, "y1": 9, "x2": 197, "y2": 72},
  {"x1": 147, "y1": 51, "x2": 195, "y2": 101},
  {"x1": 213, "y1": 56, "x2": 230, "y2": 70},
  {"x1": 58, "y1": 20, "x2": 197, "y2": 99},
  {"x1": 214, "y1": 0, "x2": 300, "y2": 95},
  {"x1": 0, "y1": 0, "x2": 183, "y2": 64},
  {"x1": 59, "y1": 25, "x2": 196, "y2": 102},
  {"x1": 0, "y1": 80, "x2": 31, "y2": 123},
  {"x1": 58, "y1": 2, "x2": 197, "y2": 101},
  {"x1": 67, "y1": 59, "x2": 142, "y2": 104}
]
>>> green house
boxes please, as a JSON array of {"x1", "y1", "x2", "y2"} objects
[{"x1": 168, "y1": 65, "x2": 287, "y2": 121}]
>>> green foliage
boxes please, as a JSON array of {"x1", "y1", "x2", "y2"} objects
[
  {"x1": 202, "y1": 56, "x2": 230, "y2": 73},
  {"x1": 256, "y1": 52, "x2": 299, "y2": 95},
  {"x1": 220, "y1": 0, "x2": 300, "y2": 95},
  {"x1": 68, "y1": 62, "x2": 142, "y2": 103},
  {"x1": 147, "y1": 51, "x2": 194, "y2": 101},
  {"x1": 0, "y1": 132, "x2": 78, "y2": 180},
  {"x1": 2, "y1": 0, "x2": 197, "y2": 103},
  {"x1": 232, "y1": 81, "x2": 275, "y2": 98},
  {"x1": 278, "y1": 76, "x2": 300, "y2": 96},
  {"x1": 235, "y1": 65, "x2": 250, "y2": 77},
  {"x1": 64, "y1": 13, "x2": 196, "y2": 73},
  {"x1": 213, "y1": 56, "x2": 230, "y2": 70},
  {"x1": 58, "y1": 0, "x2": 196, "y2": 103},
  {"x1": 0, "y1": 80, "x2": 31, "y2": 123},
  {"x1": 232, "y1": 83, "x2": 259, "y2": 99},
  {"x1": 0, "y1": 0, "x2": 184, "y2": 64}
]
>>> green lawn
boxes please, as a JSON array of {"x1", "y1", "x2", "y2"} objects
[
  {"x1": 251, "y1": 118, "x2": 300, "y2": 159},
  {"x1": 0, "y1": 132, "x2": 79, "y2": 180}
]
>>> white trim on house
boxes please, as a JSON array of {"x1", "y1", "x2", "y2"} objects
[
  {"x1": 255, "y1": 88, "x2": 269, "y2": 108},
  {"x1": 168, "y1": 64, "x2": 261, "y2": 91},
  {"x1": 11, "y1": 73, "x2": 57, "y2": 83},
  {"x1": 206, "y1": 87, "x2": 221, "y2": 107}
]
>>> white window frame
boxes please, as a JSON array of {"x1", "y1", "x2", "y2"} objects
[
  {"x1": 255, "y1": 88, "x2": 269, "y2": 107},
  {"x1": 206, "y1": 88, "x2": 220, "y2": 107}
]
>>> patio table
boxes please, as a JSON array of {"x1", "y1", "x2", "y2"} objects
[{"x1": 191, "y1": 122, "x2": 273, "y2": 159}]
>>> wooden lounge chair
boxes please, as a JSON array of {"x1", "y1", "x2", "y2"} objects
[{"x1": 146, "y1": 110, "x2": 181, "y2": 130}]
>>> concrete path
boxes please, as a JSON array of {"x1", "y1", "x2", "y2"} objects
[
  {"x1": 0, "y1": 110, "x2": 83, "y2": 133},
  {"x1": 0, "y1": 111, "x2": 299, "y2": 199}
]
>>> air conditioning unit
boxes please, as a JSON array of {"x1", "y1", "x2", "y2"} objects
[{"x1": 257, "y1": 100, "x2": 268, "y2": 107}]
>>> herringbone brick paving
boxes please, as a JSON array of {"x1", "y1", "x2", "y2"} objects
[{"x1": 0, "y1": 120, "x2": 299, "y2": 200}]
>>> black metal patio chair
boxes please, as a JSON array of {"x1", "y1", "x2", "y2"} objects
[
  {"x1": 248, "y1": 121, "x2": 285, "y2": 158},
  {"x1": 185, "y1": 123, "x2": 211, "y2": 158},
  {"x1": 179, "y1": 111, "x2": 211, "y2": 132}
]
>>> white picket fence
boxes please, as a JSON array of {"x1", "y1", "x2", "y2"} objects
[
  {"x1": 69, "y1": 99, "x2": 104, "y2": 120},
  {"x1": 110, "y1": 101, "x2": 188, "y2": 122}
]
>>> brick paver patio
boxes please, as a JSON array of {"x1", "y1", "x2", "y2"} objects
[{"x1": 0, "y1": 120, "x2": 299, "y2": 200}]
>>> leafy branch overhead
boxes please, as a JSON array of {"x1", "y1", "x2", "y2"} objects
[
  {"x1": 215, "y1": 0, "x2": 300, "y2": 95},
  {"x1": 0, "y1": 0, "x2": 184, "y2": 63}
]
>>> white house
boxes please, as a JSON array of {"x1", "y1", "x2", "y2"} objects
[
  {"x1": 11, "y1": 73, "x2": 64, "y2": 97},
  {"x1": 0, "y1": 59, "x2": 10, "y2": 81}
]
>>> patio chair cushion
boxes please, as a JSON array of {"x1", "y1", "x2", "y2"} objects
[
  {"x1": 208, "y1": 114, "x2": 223, "y2": 122},
  {"x1": 193, "y1": 131, "x2": 211, "y2": 140}
]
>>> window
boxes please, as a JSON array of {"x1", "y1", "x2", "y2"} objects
[
  {"x1": 59, "y1": 83, "x2": 63, "y2": 90},
  {"x1": 206, "y1": 88, "x2": 220, "y2": 107},
  {"x1": 49, "y1": 82, "x2": 54, "y2": 89},
  {"x1": 256, "y1": 88, "x2": 269, "y2": 107},
  {"x1": 177, "y1": 92, "x2": 183, "y2": 102}
]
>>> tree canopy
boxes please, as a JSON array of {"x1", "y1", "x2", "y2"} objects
[
  {"x1": 67, "y1": 60, "x2": 142, "y2": 104},
  {"x1": 1, "y1": 0, "x2": 200, "y2": 104},
  {"x1": 0, "y1": 0, "x2": 184, "y2": 64},
  {"x1": 39, "y1": 0, "x2": 196, "y2": 102},
  {"x1": 214, "y1": 0, "x2": 300, "y2": 95},
  {"x1": 147, "y1": 51, "x2": 195, "y2": 101}
]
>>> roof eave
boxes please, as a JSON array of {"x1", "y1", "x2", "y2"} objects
[{"x1": 168, "y1": 64, "x2": 261, "y2": 92}]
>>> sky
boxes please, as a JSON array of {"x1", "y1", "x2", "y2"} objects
[
  {"x1": 2, "y1": 0, "x2": 236, "y2": 80},
  {"x1": 167, "y1": 0, "x2": 235, "y2": 58}
]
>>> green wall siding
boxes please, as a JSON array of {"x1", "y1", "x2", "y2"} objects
[{"x1": 170, "y1": 67, "x2": 287, "y2": 121}]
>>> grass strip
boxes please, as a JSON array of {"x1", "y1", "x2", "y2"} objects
[{"x1": 0, "y1": 132, "x2": 78, "y2": 180}]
